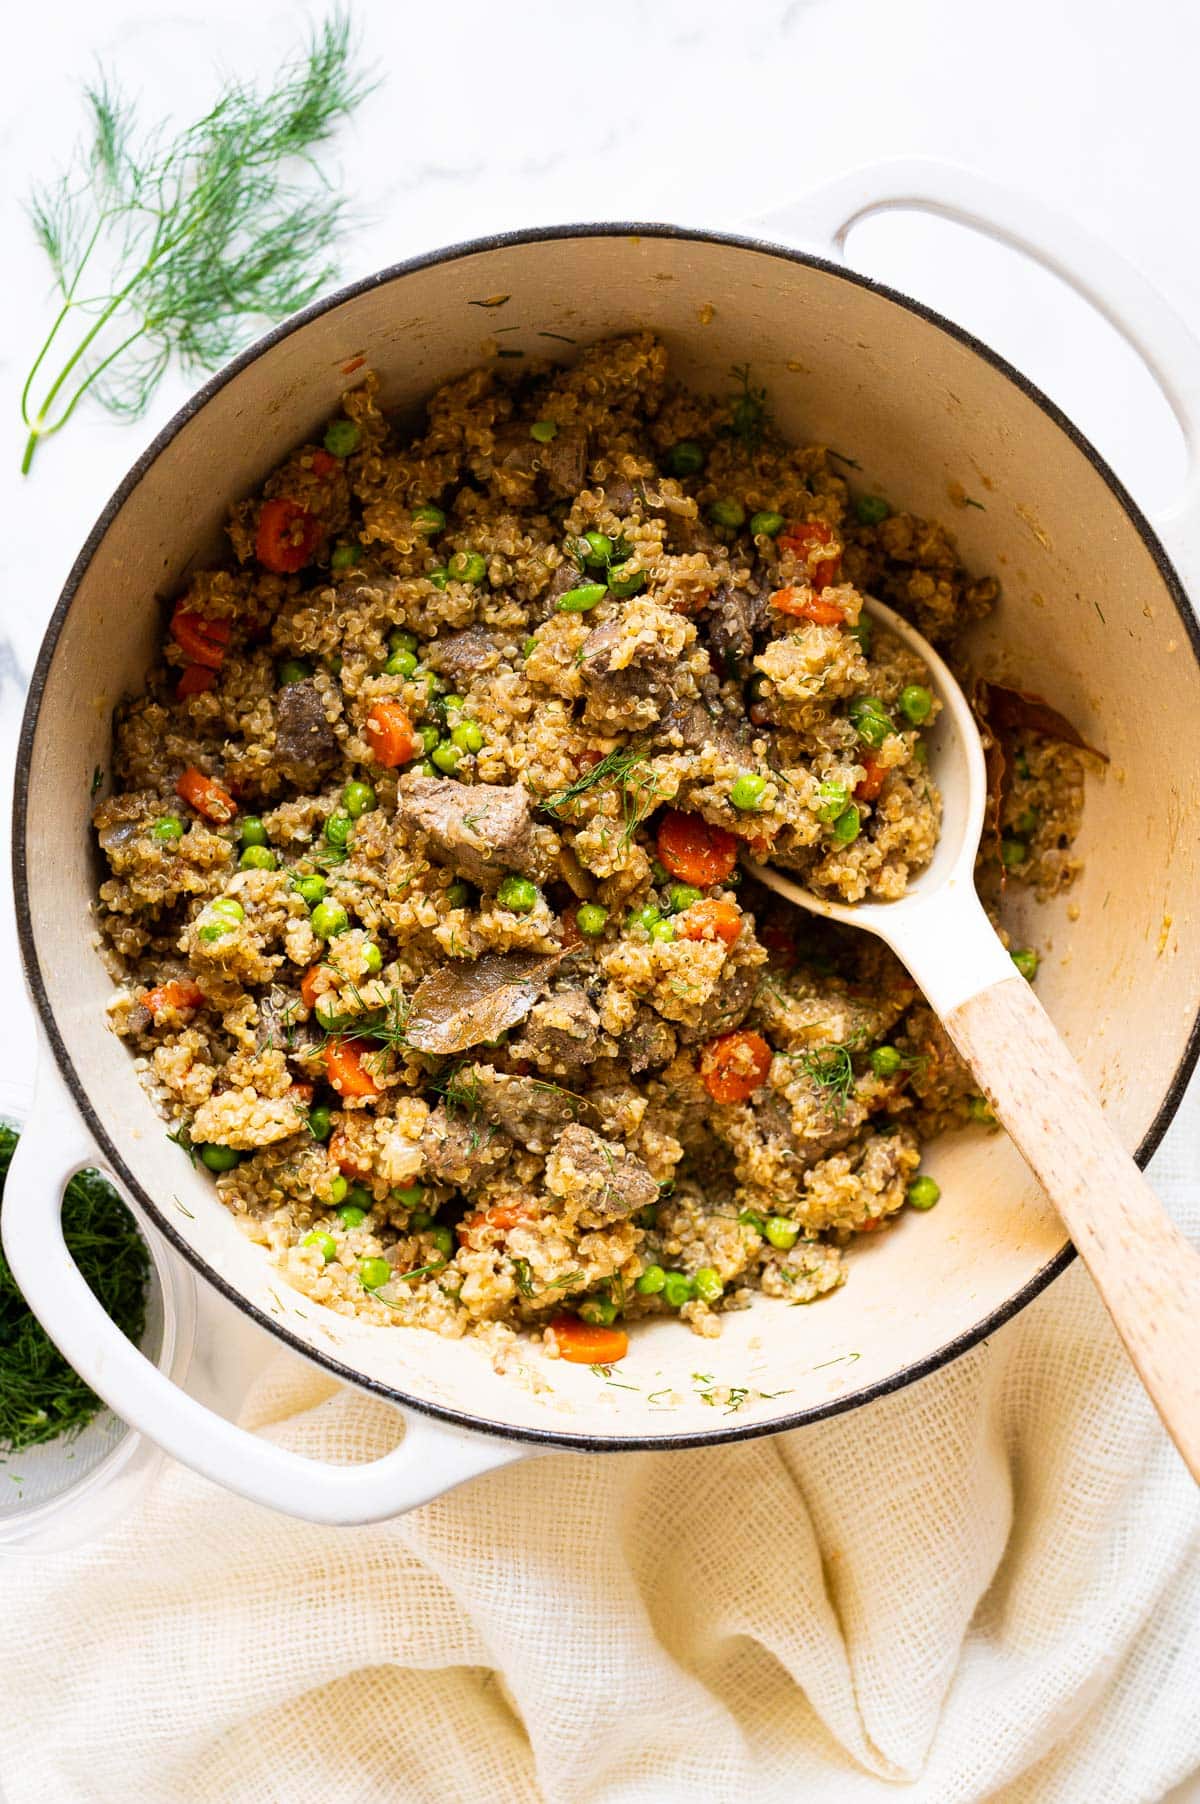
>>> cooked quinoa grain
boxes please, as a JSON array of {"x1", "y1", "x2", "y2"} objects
[{"x1": 93, "y1": 334, "x2": 1087, "y2": 1361}]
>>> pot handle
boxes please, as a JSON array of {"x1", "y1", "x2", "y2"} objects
[
  {"x1": 750, "y1": 157, "x2": 1200, "y2": 581},
  {"x1": 1, "y1": 1055, "x2": 531, "y2": 1524}
]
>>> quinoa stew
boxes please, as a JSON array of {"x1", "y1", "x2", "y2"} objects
[{"x1": 92, "y1": 333, "x2": 1090, "y2": 1368}]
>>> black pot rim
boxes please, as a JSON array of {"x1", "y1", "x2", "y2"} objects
[{"x1": 14, "y1": 219, "x2": 1200, "y2": 1456}]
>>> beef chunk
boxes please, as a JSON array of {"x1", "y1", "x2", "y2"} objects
[
  {"x1": 512, "y1": 989, "x2": 601, "y2": 1072},
  {"x1": 544, "y1": 1123, "x2": 659, "y2": 1223},
  {"x1": 273, "y1": 681, "x2": 339, "y2": 777},
  {"x1": 396, "y1": 775, "x2": 546, "y2": 887},
  {"x1": 577, "y1": 612, "x2": 681, "y2": 729},
  {"x1": 424, "y1": 626, "x2": 504, "y2": 686},
  {"x1": 255, "y1": 985, "x2": 319, "y2": 1060},
  {"x1": 539, "y1": 426, "x2": 588, "y2": 498},
  {"x1": 623, "y1": 1006, "x2": 677, "y2": 1074},
  {"x1": 702, "y1": 582, "x2": 761, "y2": 672},
  {"x1": 676, "y1": 961, "x2": 761, "y2": 1045},
  {"x1": 470, "y1": 1066, "x2": 588, "y2": 1152},
  {"x1": 652, "y1": 695, "x2": 747, "y2": 760},
  {"x1": 423, "y1": 1103, "x2": 511, "y2": 1188},
  {"x1": 405, "y1": 952, "x2": 564, "y2": 1055},
  {"x1": 530, "y1": 557, "x2": 584, "y2": 623}
]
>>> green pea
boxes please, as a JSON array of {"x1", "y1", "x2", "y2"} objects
[
  {"x1": 497, "y1": 875, "x2": 539, "y2": 913},
  {"x1": 197, "y1": 922, "x2": 231, "y2": 943},
  {"x1": 392, "y1": 1183, "x2": 425, "y2": 1208},
  {"x1": 307, "y1": 1104, "x2": 332, "y2": 1141},
  {"x1": 815, "y1": 779, "x2": 850, "y2": 824},
  {"x1": 239, "y1": 845, "x2": 277, "y2": 871},
  {"x1": 967, "y1": 1095, "x2": 996, "y2": 1125},
  {"x1": 337, "y1": 1204, "x2": 367, "y2": 1228},
  {"x1": 635, "y1": 1264, "x2": 666, "y2": 1296},
  {"x1": 764, "y1": 1215, "x2": 799, "y2": 1250},
  {"x1": 666, "y1": 884, "x2": 702, "y2": 914},
  {"x1": 693, "y1": 1267, "x2": 723, "y2": 1305},
  {"x1": 342, "y1": 780, "x2": 377, "y2": 819},
  {"x1": 661, "y1": 1271, "x2": 694, "y2": 1309},
  {"x1": 898, "y1": 684, "x2": 933, "y2": 726},
  {"x1": 330, "y1": 543, "x2": 360, "y2": 572},
  {"x1": 445, "y1": 881, "x2": 471, "y2": 909},
  {"x1": 323, "y1": 419, "x2": 360, "y2": 458},
  {"x1": 441, "y1": 694, "x2": 466, "y2": 719},
  {"x1": 428, "y1": 1224, "x2": 455, "y2": 1260},
  {"x1": 557, "y1": 583, "x2": 608, "y2": 613},
  {"x1": 749, "y1": 510, "x2": 785, "y2": 538},
  {"x1": 210, "y1": 898, "x2": 245, "y2": 922},
  {"x1": 277, "y1": 658, "x2": 313, "y2": 686},
  {"x1": 303, "y1": 1229, "x2": 338, "y2": 1263},
  {"x1": 522, "y1": 636, "x2": 539, "y2": 658},
  {"x1": 650, "y1": 860, "x2": 670, "y2": 885},
  {"x1": 1015, "y1": 805, "x2": 1039, "y2": 835},
  {"x1": 907, "y1": 1175, "x2": 941, "y2": 1211},
  {"x1": 337, "y1": 1184, "x2": 370, "y2": 1213},
  {"x1": 1000, "y1": 837, "x2": 1029, "y2": 868},
  {"x1": 428, "y1": 567, "x2": 451, "y2": 590},
  {"x1": 580, "y1": 1296, "x2": 619, "y2": 1326},
  {"x1": 292, "y1": 874, "x2": 327, "y2": 907},
  {"x1": 412, "y1": 504, "x2": 446, "y2": 533},
  {"x1": 913, "y1": 740, "x2": 928, "y2": 766},
  {"x1": 847, "y1": 619, "x2": 873, "y2": 655},
  {"x1": 385, "y1": 649, "x2": 419, "y2": 678},
  {"x1": 582, "y1": 531, "x2": 613, "y2": 566},
  {"x1": 832, "y1": 805, "x2": 861, "y2": 844},
  {"x1": 362, "y1": 942, "x2": 383, "y2": 974},
  {"x1": 329, "y1": 1174, "x2": 348, "y2": 1205},
  {"x1": 665, "y1": 441, "x2": 705, "y2": 476},
  {"x1": 408, "y1": 1209, "x2": 434, "y2": 1231},
  {"x1": 575, "y1": 902, "x2": 609, "y2": 937},
  {"x1": 448, "y1": 550, "x2": 487, "y2": 585},
  {"x1": 390, "y1": 630, "x2": 419, "y2": 655},
  {"x1": 730, "y1": 772, "x2": 768, "y2": 812},
  {"x1": 870, "y1": 1046, "x2": 903, "y2": 1078},
  {"x1": 650, "y1": 919, "x2": 675, "y2": 943},
  {"x1": 607, "y1": 564, "x2": 646, "y2": 599},
  {"x1": 414, "y1": 759, "x2": 439, "y2": 778},
  {"x1": 1011, "y1": 947, "x2": 1039, "y2": 981},
  {"x1": 311, "y1": 899, "x2": 349, "y2": 938},
  {"x1": 451, "y1": 719, "x2": 484, "y2": 753},
  {"x1": 709, "y1": 498, "x2": 746, "y2": 530},
  {"x1": 199, "y1": 1143, "x2": 240, "y2": 1173},
  {"x1": 530, "y1": 420, "x2": 559, "y2": 443},
  {"x1": 855, "y1": 494, "x2": 891, "y2": 525},
  {"x1": 239, "y1": 816, "x2": 268, "y2": 848},
  {"x1": 627, "y1": 903, "x2": 661, "y2": 932},
  {"x1": 738, "y1": 1209, "x2": 766, "y2": 1234},
  {"x1": 431, "y1": 741, "x2": 462, "y2": 775},
  {"x1": 324, "y1": 810, "x2": 352, "y2": 849},
  {"x1": 848, "y1": 696, "x2": 893, "y2": 748},
  {"x1": 151, "y1": 815, "x2": 184, "y2": 841},
  {"x1": 360, "y1": 1256, "x2": 392, "y2": 1290},
  {"x1": 419, "y1": 723, "x2": 441, "y2": 755}
]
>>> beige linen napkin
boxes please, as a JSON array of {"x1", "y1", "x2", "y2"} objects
[{"x1": 0, "y1": 1130, "x2": 1197, "y2": 1803}]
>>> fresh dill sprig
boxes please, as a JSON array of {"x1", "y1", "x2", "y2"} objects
[
  {"x1": 793, "y1": 1034, "x2": 865, "y2": 1119},
  {"x1": 166, "y1": 1120, "x2": 197, "y2": 1165},
  {"x1": 541, "y1": 743, "x2": 661, "y2": 846},
  {"x1": 726, "y1": 362, "x2": 772, "y2": 450},
  {"x1": 20, "y1": 12, "x2": 376, "y2": 473}
]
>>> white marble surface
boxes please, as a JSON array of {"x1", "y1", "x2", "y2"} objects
[{"x1": 2, "y1": 0, "x2": 1200, "y2": 1789}]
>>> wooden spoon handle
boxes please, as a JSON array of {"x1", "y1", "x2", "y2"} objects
[{"x1": 946, "y1": 974, "x2": 1200, "y2": 1483}]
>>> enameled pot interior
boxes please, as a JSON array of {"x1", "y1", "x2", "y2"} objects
[{"x1": 18, "y1": 229, "x2": 1200, "y2": 1445}]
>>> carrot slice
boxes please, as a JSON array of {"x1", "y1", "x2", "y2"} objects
[
  {"x1": 329, "y1": 1128, "x2": 371, "y2": 1178},
  {"x1": 176, "y1": 766, "x2": 237, "y2": 823},
  {"x1": 363, "y1": 699, "x2": 420, "y2": 768},
  {"x1": 656, "y1": 810, "x2": 739, "y2": 886},
  {"x1": 769, "y1": 585, "x2": 848, "y2": 627},
  {"x1": 300, "y1": 964, "x2": 324, "y2": 1010},
  {"x1": 142, "y1": 978, "x2": 204, "y2": 1018},
  {"x1": 549, "y1": 1314, "x2": 629, "y2": 1365},
  {"x1": 779, "y1": 519, "x2": 842, "y2": 588},
  {"x1": 256, "y1": 498, "x2": 320, "y2": 574},
  {"x1": 676, "y1": 898, "x2": 742, "y2": 948},
  {"x1": 170, "y1": 608, "x2": 230, "y2": 669},
  {"x1": 310, "y1": 449, "x2": 339, "y2": 478},
  {"x1": 699, "y1": 1029, "x2": 773, "y2": 1104},
  {"x1": 176, "y1": 664, "x2": 217, "y2": 699},
  {"x1": 854, "y1": 753, "x2": 887, "y2": 802},
  {"x1": 324, "y1": 1038, "x2": 379, "y2": 1099}
]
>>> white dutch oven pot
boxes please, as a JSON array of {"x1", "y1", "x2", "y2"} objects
[{"x1": 8, "y1": 162, "x2": 1200, "y2": 1523}]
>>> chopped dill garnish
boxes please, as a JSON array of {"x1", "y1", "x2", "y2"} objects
[
  {"x1": 547, "y1": 1270, "x2": 584, "y2": 1289},
  {"x1": 792, "y1": 1034, "x2": 865, "y2": 1119},
  {"x1": 727, "y1": 362, "x2": 771, "y2": 449},
  {"x1": 511, "y1": 1257, "x2": 535, "y2": 1298},
  {"x1": 828, "y1": 449, "x2": 863, "y2": 470},
  {"x1": 20, "y1": 12, "x2": 375, "y2": 472},
  {"x1": 541, "y1": 742, "x2": 661, "y2": 846},
  {"x1": 0, "y1": 1125, "x2": 149, "y2": 1454},
  {"x1": 166, "y1": 1120, "x2": 196, "y2": 1165},
  {"x1": 89, "y1": 765, "x2": 104, "y2": 798}
]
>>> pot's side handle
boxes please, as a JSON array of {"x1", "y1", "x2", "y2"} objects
[
  {"x1": 1, "y1": 1055, "x2": 531, "y2": 1525},
  {"x1": 751, "y1": 157, "x2": 1200, "y2": 583}
]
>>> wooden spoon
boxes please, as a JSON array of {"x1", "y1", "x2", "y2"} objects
[{"x1": 748, "y1": 596, "x2": 1200, "y2": 1482}]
